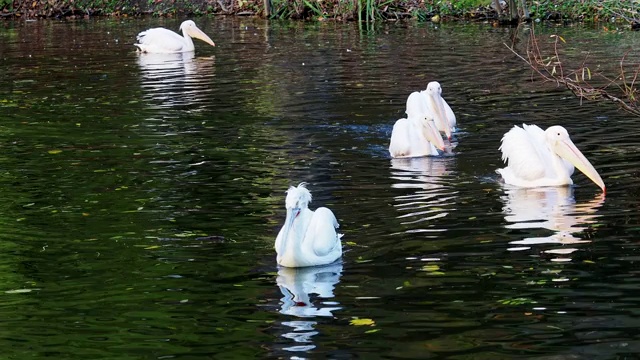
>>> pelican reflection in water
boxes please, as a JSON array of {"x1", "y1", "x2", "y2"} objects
[
  {"x1": 502, "y1": 186, "x2": 604, "y2": 262},
  {"x1": 390, "y1": 157, "x2": 456, "y2": 227},
  {"x1": 137, "y1": 51, "x2": 215, "y2": 109},
  {"x1": 276, "y1": 263, "x2": 342, "y2": 352}
]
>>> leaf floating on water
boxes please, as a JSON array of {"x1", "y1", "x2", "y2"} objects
[
  {"x1": 583, "y1": 260, "x2": 595, "y2": 264},
  {"x1": 174, "y1": 231, "x2": 200, "y2": 238},
  {"x1": 5, "y1": 288, "x2": 39, "y2": 294},
  {"x1": 144, "y1": 245, "x2": 160, "y2": 250},
  {"x1": 421, "y1": 265, "x2": 440, "y2": 272},
  {"x1": 48, "y1": 149, "x2": 62, "y2": 155},
  {"x1": 365, "y1": 329, "x2": 380, "y2": 334},
  {"x1": 350, "y1": 318, "x2": 375, "y2": 326}
]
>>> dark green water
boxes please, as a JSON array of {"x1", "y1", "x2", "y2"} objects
[{"x1": 1, "y1": 17, "x2": 640, "y2": 359}]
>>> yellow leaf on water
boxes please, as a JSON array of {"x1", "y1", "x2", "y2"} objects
[
  {"x1": 48, "y1": 149, "x2": 62, "y2": 155},
  {"x1": 350, "y1": 318, "x2": 375, "y2": 326},
  {"x1": 421, "y1": 265, "x2": 440, "y2": 272},
  {"x1": 144, "y1": 245, "x2": 160, "y2": 250},
  {"x1": 365, "y1": 329, "x2": 380, "y2": 334}
]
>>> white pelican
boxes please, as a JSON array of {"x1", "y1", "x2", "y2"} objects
[
  {"x1": 497, "y1": 124, "x2": 605, "y2": 192},
  {"x1": 134, "y1": 20, "x2": 215, "y2": 53},
  {"x1": 275, "y1": 183, "x2": 342, "y2": 268},
  {"x1": 406, "y1": 81, "x2": 457, "y2": 139},
  {"x1": 389, "y1": 112, "x2": 446, "y2": 158}
]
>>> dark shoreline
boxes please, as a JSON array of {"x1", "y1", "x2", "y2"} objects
[{"x1": 1, "y1": 0, "x2": 637, "y2": 28}]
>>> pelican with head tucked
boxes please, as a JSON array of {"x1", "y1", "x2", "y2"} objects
[
  {"x1": 406, "y1": 81, "x2": 457, "y2": 140},
  {"x1": 497, "y1": 124, "x2": 605, "y2": 192},
  {"x1": 275, "y1": 183, "x2": 342, "y2": 268},
  {"x1": 390, "y1": 93, "x2": 446, "y2": 158},
  {"x1": 134, "y1": 20, "x2": 215, "y2": 54},
  {"x1": 389, "y1": 112, "x2": 446, "y2": 158}
]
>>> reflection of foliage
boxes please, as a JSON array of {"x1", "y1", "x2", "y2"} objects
[{"x1": 506, "y1": 26, "x2": 640, "y2": 117}]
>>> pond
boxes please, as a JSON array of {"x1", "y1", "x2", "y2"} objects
[{"x1": 1, "y1": 16, "x2": 640, "y2": 359}]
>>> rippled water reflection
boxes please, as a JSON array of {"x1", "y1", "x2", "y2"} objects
[{"x1": 1, "y1": 17, "x2": 640, "y2": 359}]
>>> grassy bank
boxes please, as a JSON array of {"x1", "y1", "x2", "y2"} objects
[{"x1": 0, "y1": 0, "x2": 638, "y2": 26}]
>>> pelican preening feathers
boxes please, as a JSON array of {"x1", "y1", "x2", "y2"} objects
[
  {"x1": 275, "y1": 184, "x2": 343, "y2": 268},
  {"x1": 135, "y1": 20, "x2": 215, "y2": 53},
  {"x1": 497, "y1": 124, "x2": 605, "y2": 192},
  {"x1": 389, "y1": 81, "x2": 457, "y2": 159}
]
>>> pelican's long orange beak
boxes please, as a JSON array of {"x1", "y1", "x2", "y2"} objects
[
  {"x1": 554, "y1": 139, "x2": 605, "y2": 192},
  {"x1": 189, "y1": 26, "x2": 216, "y2": 47},
  {"x1": 428, "y1": 93, "x2": 451, "y2": 140},
  {"x1": 421, "y1": 117, "x2": 445, "y2": 151}
]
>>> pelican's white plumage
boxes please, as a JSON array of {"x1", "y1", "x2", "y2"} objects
[
  {"x1": 497, "y1": 124, "x2": 605, "y2": 191},
  {"x1": 134, "y1": 20, "x2": 215, "y2": 53},
  {"x1": 275, "y1": 184, "x2": 342, "y2": 268},
  {"x1": 406, "y1": 81, "x2": 457, "y2": 139},
  {"x1": 389, "y1": 93, "x2": 446, "y2": 158},
  {"x1": 389, "y1": 114, "x2": 445, "y2": 158}
]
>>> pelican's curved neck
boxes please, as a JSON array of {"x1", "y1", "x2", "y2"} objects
[
  {"x1": 280, "y1": 208, "x2": 314, "y2": 262},
  {"x1": 549, "y1": 147, "x2": 573, "y2": 185},
  {"x1": 181, "y1": 28, "x2": 195, "y2": 50}
]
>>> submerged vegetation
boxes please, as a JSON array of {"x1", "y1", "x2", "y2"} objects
[{"x1": 0, "y1": 0, "x2": 639, "y2": 26}]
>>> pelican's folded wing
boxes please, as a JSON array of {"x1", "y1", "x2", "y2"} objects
[
  {"x1": 307, "y1": 207, "x2": 341, "y2": 257},
  {"x1": 135, "y1": 28, "x2": 188, "y2": 53},
  {"x1": 499, "y1": 124, "x2": 548, "y2": 181}
]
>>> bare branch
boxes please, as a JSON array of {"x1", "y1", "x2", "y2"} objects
[{"x1": 504, "y1": 25, "x2": 640, "y2": 117}]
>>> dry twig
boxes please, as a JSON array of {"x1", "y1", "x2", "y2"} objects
[{"x1": 505, "y1": 25, "x2": 640, "y2": 117}]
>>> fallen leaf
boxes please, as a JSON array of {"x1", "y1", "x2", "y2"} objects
[{"x1": 350, "y1": 318, "x2": 375, "y2": 326}]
